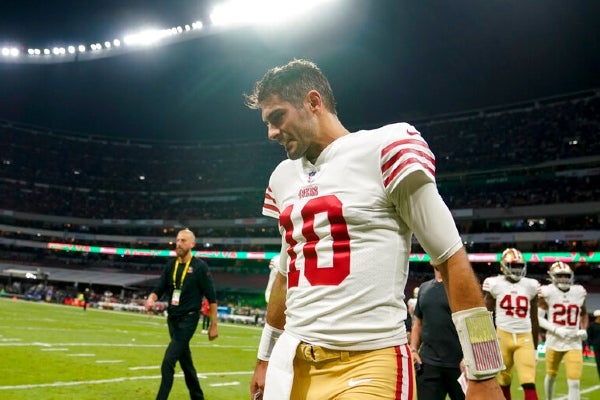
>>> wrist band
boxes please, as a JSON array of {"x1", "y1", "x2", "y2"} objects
[
  {"x1": 257, "y1": 323, "x2": 283, "y2": 361},
  {"x1": 452, "y1": 307, "x2": 504, "y2": 381}
]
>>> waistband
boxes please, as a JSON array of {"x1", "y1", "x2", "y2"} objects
[
  {"x1": 296, "y1": 342, "x2": 373, "y2": 363},
  {"x1": 168, "y1": 309, "x2": 199, "y2": 320}
]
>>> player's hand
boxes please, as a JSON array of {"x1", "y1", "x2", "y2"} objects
[
  {"x1": 576, "y1": 329, "x2": 588, "y2": 341},
  {"x1": 466, "y1": 377, "x2": 504, "y2": 400},
  {"x1": 555, "y1": 327, "x2": 570, "y2": 338},
  {"x1": 411, "y1": 348, "x2": 423, "y2": 366},
  {"x1": 250, "y1": 360, "x2": 268, "y2": 400},
  {"x1": 145, "y1": 297, "x2": 155, "y2": 311},
  {"x1": 208, "y1": 324, "x2": 219, "y2": 341}
]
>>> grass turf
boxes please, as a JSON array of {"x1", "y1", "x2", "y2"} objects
[{"x1": 0, "y1": 298, "x2": 598, "y2": 399}]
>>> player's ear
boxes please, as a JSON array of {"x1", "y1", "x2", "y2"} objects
[{"x1": 306, "y1": 90, "x2": 322, "y2": 112}]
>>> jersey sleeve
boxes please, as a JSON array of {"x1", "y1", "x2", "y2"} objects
[
  {"x1": 379, "y1": 123, "x2": 436, "y2": 194},
  {"x1": 482, "y1": 277, "x2": 494, "y2": 294},
  {"x1": 262, "y1": 184, "x2": 279, "y2": 219},
  {"x1": 529, "y1": 278, "x2": 541, "y2": 297}
]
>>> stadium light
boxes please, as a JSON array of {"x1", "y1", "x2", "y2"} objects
[
  {"x1": 210, "y1": 0, "x2": 336, "y2": 27},
  {"x1": 124, "y1": 28, "x2": 176, "y2": 46},
  {"x1": 0, "y1": 1, "x2": 338, "y2": 64}
]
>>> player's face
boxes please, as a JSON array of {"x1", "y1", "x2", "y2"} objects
[
  {"x1": 175, "y1": 231, "x2": 194, "y2": 258},
  {"x1": 261, "y1": 95, "x2": 319, "y2": 161}
]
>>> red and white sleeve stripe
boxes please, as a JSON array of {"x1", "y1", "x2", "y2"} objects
[
  {"x1": 380, "y1": 133, "x2": 435, "y2": 190},
  {"x1": 262, "y1": 185, "x2": 279, "y2": 218}
]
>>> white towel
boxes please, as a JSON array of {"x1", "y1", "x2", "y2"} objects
[{"x1": 263, "y1": 332, "x2": 300, "y2": 400}]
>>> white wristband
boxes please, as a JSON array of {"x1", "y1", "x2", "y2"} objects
[
  {"x1": 452, "y1": 307, "x2": 504, "y2": 381},
  {"x1": 257, "y1": 323, "x2": 283, "y2": 361}
]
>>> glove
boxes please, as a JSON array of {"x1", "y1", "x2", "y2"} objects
[
  {"x1": 554, "y1": 327, "x2": 570, "y2": 338},
  {"x1": 576, "y1": 329, "x2": 588, "y2": 341}
]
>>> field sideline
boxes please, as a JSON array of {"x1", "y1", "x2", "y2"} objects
[{"x1": 0, "y1": 298, "x2": 598, "y2": 400}]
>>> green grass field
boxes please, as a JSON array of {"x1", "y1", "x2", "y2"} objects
[{"x1": 1, "y1": 298, "x2": 598, "y2": 400}]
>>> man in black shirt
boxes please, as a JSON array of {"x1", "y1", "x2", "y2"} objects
[
  {"x1": 145, "y1": 228, "x2": 218, "y2": 400},
  {"x1": 588, "y1": 309, "x2": 600, "y2": 379},
  {"x1": 410, "y1": 265, "x2": 465, "y2": 400}
]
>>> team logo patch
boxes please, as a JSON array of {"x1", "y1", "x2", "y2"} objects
[{"x1": 298, "y1": 185, "x2": 319, "y2": 199}]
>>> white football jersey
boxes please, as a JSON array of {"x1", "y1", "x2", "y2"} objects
[
  {"x1": 482, "y1": 275, "x2": 539, "y2": 333},
  {"x1": 539, "y1": 284, "x2": 587, "y2": 351},
  {"x1": 262, "y1": 123, "x2": 462, "y2": 351}
]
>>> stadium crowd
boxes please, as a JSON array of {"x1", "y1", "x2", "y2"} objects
[{"x1": 0, "y1": 89, "x2": 598, "y2": 313}]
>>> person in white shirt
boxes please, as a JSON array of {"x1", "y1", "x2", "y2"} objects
[
  {"x1": 483, "y1": 248, "x2": 540, "y2": 400},
  {"x1": 538, "y1": 261, "x2": 588, "y2": 400},
  {"x1": 245, "y1": 58, "x2": 504, "y2": 400}
]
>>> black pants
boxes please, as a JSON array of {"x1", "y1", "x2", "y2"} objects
[
  {"x1": 156, "y1": 311, "x2": 204, "y2": 400},
  {"x1": 416, "y1": 363, "x2": 465, "y2": 400}
]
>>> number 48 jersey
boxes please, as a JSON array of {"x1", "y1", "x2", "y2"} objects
[
  {"x1": 482, "y1": 275, "x2": 540, "y2": 333},
  {"x1": 262, "y1": 123, "x2": 463, "y2": 351}
]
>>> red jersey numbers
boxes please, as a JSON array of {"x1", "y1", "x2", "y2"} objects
[
  {"x1": 499, "y1": 294, "x2": 529, "y2": 318},
  {"x1": 280, "y1": 195, "x2": 351, "y2": 288},
  {"x1": 551, "y1": 303, "x2": 580, "y2": 327}
]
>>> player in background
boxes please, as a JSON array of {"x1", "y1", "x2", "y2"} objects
[
  {"x1": 265, "y1": 255, "x2": 280, "y2": 304},
  {"x1": 538, "y1": 261, "x2": 588, "y2": 400},
  {"x1": 483, "y1": 248, "x2": 540, "y2": 400},
  {"x1": 406, "y1": 287, "x2": 419, "y2": 343},
  {"x1": 246, "y1": 58, "x2": 504, "y2": 400}
]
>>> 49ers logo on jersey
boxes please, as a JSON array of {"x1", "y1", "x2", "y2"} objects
[{"x1": 298, "y1": 185, "x2": 319, "y2": 199}]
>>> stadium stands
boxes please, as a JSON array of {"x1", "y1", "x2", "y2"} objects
[{"x1": 0, "y1": 89, "x2": 598, "y2": 309}]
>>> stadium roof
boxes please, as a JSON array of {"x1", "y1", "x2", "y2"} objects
[
  {"x1": 0, "y1": 264, "x2": 158, "y2": 289},
  {"x1": 0, "y1": 0, "x2": 598, "y2": 142}
]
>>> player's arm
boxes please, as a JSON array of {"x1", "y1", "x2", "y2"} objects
[
  {"x1": 207, "y1": 302, "x2": 219, "y2": 341},
  {"x1": 537, "y1": 295, "x2": 567, "y2": 339},
  {"x1": 537, "y1": 295, "x2": 553, "y2": 332},
  {"x1": 250, "y1": 270, "x2": 287, "y2": 400},
  {"x1": 145, "y1": 266, "x2": 169, "y2": 311},
  {"x1": 409, "y1": 315, "x2": 423, "y2": 365},
  {"x1": 483, "y1": 290, "x2": 495, "y2": 314},
  {"x1": 530, "y1": 295, "x2": 539, "y2": 349},
  {"x1": 577, "y1": 301, "x2": 589, "y2": 341},
  {"x1": 392, "y1": 171, "x2": 503, "y2": 398},
  {"x1": 580, "y1": 302, "x2": 589, "y2": 330}
]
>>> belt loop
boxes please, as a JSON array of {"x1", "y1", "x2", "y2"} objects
[
  {"x1": 302, "y1": 343, "x2": 313, "y2": 362},
  {"x1": 341, "y1": 351, "x2": 349, "y2": 362}
]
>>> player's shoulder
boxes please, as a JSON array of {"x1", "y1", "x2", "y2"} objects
[
  {"x1": 420, "y1": 278, "x2": 437, "y2": 290},
  {"x1": 268, "y1": 158, "x2": 301, "y2": 187},
  {"x1": 522, "y1": 276, "x2": 541, "y2": 289},
  {"x1": 571, "y1": 284, "x2": 587, "y2": 297},
  {"x1": 354, "y1": 122, "x2": 424, "y2": 143},
  {"x1": 538, "y1": 283, "x2": 553, "y2": 296},
  {"x1": 482, "y1": 274, "x2": 501, "y2": 287}
]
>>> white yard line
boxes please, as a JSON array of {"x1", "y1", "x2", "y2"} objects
[
  {"x1": 552, "y1": 384, "x2": 600, "y2": 400},
  {"x1": 0, "y1": 371, "x2": 253, "y2": 390}
]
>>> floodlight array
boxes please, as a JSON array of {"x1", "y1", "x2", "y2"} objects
[
  {"x1": 0, "y1": 21, "x2": 204, "y2": 64},
  {"x1": 0, "y1": 0, "x2": 337, "y2": 64}
]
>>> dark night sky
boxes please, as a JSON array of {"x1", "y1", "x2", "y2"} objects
[{"x1": 0, "y1": 0, "x2": 598, "y2": 142}]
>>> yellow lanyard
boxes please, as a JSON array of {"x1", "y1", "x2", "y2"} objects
[{"x1": 172, "y1": 257, "x2": 192, "y2": 289}]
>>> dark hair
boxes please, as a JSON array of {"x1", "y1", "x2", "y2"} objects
[{"x1": 244, "y1": 58, "x2": 337, "y2": 114}]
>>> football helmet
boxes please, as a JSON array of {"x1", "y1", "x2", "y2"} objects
[
  {"x1": 500, "y1": 248, "x2": 527, "y2": 281},
  {"x1": 548, "y1": 261, "x2": 574, "y2": 290}
]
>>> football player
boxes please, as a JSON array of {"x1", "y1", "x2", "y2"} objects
[
  {"x1": 246, "y1": 59, "x2": 504, "y2": 400},
  {"x1": 483, "y1": 248, "x2": 540, "y2": 400},
  {"x1": 538, "y1": 261, "x2": 588, "y2": 400}
]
